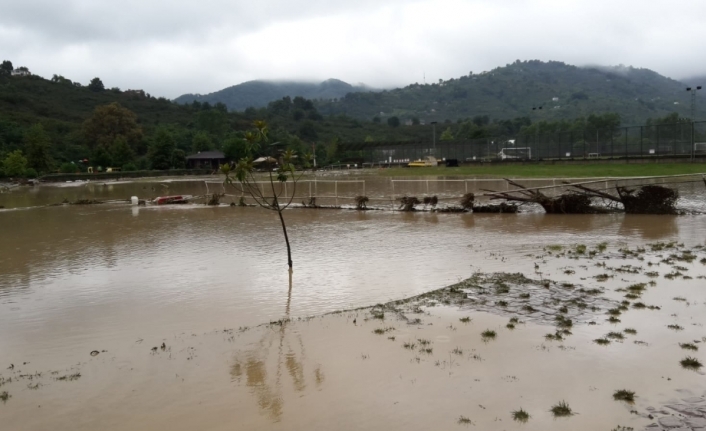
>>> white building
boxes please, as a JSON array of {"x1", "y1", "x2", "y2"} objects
[{"x1": 11, "y1": 68, "x2": 30, "y2": 77}]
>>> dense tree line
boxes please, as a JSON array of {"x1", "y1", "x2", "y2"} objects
[{"x1": 0, "y1": 59, "x2": 694, "y2": 178}]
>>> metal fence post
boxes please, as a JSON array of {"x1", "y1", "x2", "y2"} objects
[
  {"x1": 624, "y1": 127, "x2": 628, "y2": 162},
  {"x1": 691, "y1": 119, "x2": 696, "y2": 163}
]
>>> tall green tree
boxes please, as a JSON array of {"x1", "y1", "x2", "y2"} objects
[
  {"x1": 149, "y1": 128, "x2": 176, "y2": 170},
  {"x1": 191, "y1": 131, "x2": 213, "y2": 153},
  {"x1": 24, "y1": 124, "x2": 54, "y2": 173},
  {"x1": 0, "y1": 60, "x2": 12, "y2": 76},
  {"x1": 440, "y1": 127, "x2": 454, "y2": 141},
  {"x1": 82, "y1": 103, "x2": 143, "y2": 150},
  {"x1": 88, "y1": 77, "x2": 105, "y2": 92},
  {"x1": 110, "y1": 136, "x2": 135, "y2": 167},
  {"x1": 222, "y1": 135, "x2": 249, "y2": 161},
  {"x1": 387, "y1": 116, "x2": 400, "y2": 127},
  {"x1": 172, "y1": 149, "x2": 186, "y2": 169}
]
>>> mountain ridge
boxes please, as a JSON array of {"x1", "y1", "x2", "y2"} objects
[
  {"x1": 175, "y1": 61, "x2": 706, "y2": 125},
  {"x1": 174, "y1": 78, "x2": 375, "y2": 111}
]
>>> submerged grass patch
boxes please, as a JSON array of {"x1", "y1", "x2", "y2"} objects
[
  {"x1": 457, "y1": 415, "x2": 473, "y2": 425},
  {"x1": 0, "y1": 391, "x2": 9, "y2": 403},
  {"x1": 481, "y1": 329, "x2": 497, "y2": 340},
  {"x1": 511, "y1": 408, "x2": 530, "y2": 423},
  {"x1": 550, "y1": 401, "x2": 574, "y2": 417},
  {"x1": 613, "y1": 390, "x2": 636, "y2": 403},
  {"x1": 679, "y1": 343, "x2": 698, "y2": 351},
  {"x1": 459, "y1": 317, "x2": 472, "y2": 324},
  {"x1": 680, "y1": 356, "x2": 703, "y2": 370}
]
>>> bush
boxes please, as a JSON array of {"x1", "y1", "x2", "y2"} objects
[
  {"x1": 59, "y1": 162, "x2": 77, "y2": 173},
  {"x1": 24, "y1": 168, "x2": 38, "y2": 178},
  {"x1": 122, "y1": 163, "x2": 138, "y2": 172}
]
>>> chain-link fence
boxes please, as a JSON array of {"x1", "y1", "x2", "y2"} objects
[{"x1": 333, "y1": 121, "x2": 706, "y2": 165}]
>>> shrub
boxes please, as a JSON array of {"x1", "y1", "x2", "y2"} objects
[
  {"x1": 122, "y1": 163, "x2": 138, "y2": 172},
  {"x1": 24, "y1": 168, "x2": 38, "y2": 178},
  {"x1": 59, "y1": 162, "x2": 77, "y2": 173}
]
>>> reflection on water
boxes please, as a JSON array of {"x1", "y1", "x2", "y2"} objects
[
  {"x1": 231, "y1": 284, "x2": 321, "y2": 422},
  {"x1": 618, "y1": 215, "x2": 680, "y2": 240}
]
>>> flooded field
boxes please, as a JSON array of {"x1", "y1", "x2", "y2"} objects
[{"x1": 1, "y1": 176, "x2": 705, "y2": 430}]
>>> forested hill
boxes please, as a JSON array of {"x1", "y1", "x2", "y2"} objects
[
  {"x1": 313, "y1": 60, "x2": 706, "y2": 126},
  {"x1": 174, "y1": 79, "x2": 374, "y2": 111}
]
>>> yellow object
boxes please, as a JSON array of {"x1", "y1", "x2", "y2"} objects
[
  {"x1": 407, "y1": 156, "x2": 438, "y2": 167},
  {"x1": 408, "y1": 161, "x2": 428, "y2": 167}
]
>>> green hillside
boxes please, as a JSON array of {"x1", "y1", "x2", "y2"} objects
[
  {"x1": 174, "y1": 79, "x2": 374, "y2": 111},
  {"x1": 313, "y1": 60, "x2": 706, "y2": 125},
  {"x1": 0, "y1": 60, "x2": 695, "y2": 178}
]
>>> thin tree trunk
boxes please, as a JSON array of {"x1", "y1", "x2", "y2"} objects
[
  {"x1": 267, "y1": 168, "x2": 293, "y2": 270},
  {"x1": 277, "y1": 207, "x2": 293, "y2": 270}
]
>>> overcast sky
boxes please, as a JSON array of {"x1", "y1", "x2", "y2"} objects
[{"x1": 2, "y1": 0, "x2": 706, "y2": 99}]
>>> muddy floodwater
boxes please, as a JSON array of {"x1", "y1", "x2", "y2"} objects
[{"x1": 1, "y1": 177, "x2": 706, "y2": 430}]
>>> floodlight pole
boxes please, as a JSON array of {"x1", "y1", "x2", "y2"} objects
[
  {"x1": 431, "y1": 121, "x2": 438, "y2": 157},
  {"x1": 686, "y1": 86, "x2": 701, "y2": 161}
]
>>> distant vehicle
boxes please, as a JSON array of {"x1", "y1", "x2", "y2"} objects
[{"x1": 498, "y1": 147, "x2": 531, "y2": 160}]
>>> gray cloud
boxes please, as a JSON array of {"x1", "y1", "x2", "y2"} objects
[{"x1": 2, "y1": 0, "x2": 706, "y2": 99}]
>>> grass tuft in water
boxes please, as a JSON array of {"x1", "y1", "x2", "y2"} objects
[
  {"x1": 0, "y1": 391, "x2": 9, "y2": 403},
  {"x1": 511, "y1": 408, "x2": 530, "y2": 423},
  {"x1": 403, "y1": 342, "x2": 416, "y2": 350},
  {"x1": 550, "y1": 401, "x2": 574, "y2": 417},
  {"x1": 451, "y1": 347, "x2": 464, "y2": 355},
  {"x1": 667, "y1": 324, "x2": 684, "y2": 331},
  {"x1": 613, "y1": 389, "x2": 636, "y2": 403},
  {"x1": 623, "y1": 328, "x2": 637, "y2": 335},
  {"x1": 679, "y1": 343, "x2": 698, "y2": 351},
  {"x1": 607, "y1": 332, "x2": 625, "y2": 340},
  {"x1": 607, "y1": 316, "x2": 621, "y2": 324},
  {"x1": 594, "y1": 338, "x2": 611, "y2": 345},
  {"x1": 458, "y1": 415, "x2": 473, "y2": 425},
  {"x1": 459, "y1": 317, "x2": 472, "y2": 324},
  {"x1": 506, "y1": 323, "x2": 515, "y2": 330},
  {"x1": 481, "y1": 329, "x2": 497, "y2": 340},
  {"x1": 680, "y1": 356, "x2": 703, "y2": 370}
]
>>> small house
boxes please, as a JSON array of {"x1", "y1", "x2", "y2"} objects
[{"x1": 186, "y1": 150, "x2": 225, "y2": 170}]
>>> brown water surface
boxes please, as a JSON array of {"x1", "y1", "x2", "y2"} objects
[{"x1": 1, "y1": 179, "x2": 705, "y2": 430}]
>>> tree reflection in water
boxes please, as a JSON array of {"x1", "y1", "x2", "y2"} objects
[{"x1": 230, "y1": 277, "x2": 324, "y2": 422}]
